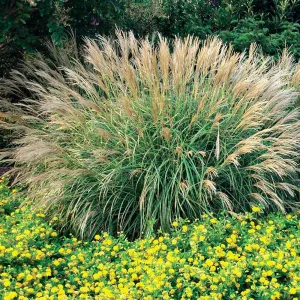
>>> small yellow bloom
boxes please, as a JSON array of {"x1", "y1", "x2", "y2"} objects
[
  {"x1": 80, "y1": 286, "x2": 89, "y2": 293},
  {"x1": 252, "y1": 206, "x2": 261, "y2": 213},
  {"x1": 199, "y1": 235, "x2": 205, "y2": 241},
  {"x1": 182, "y1": 225, "x2": 188, "y2": 232},
  {"x1": 51, "y1": 286, "x2": 59, "y2": 293},
  {"x1": 94, "y1": 235, "x2": 101, "y2": 241},
  {"x1": 289, "y1": 287, "x2": 297, "y2": 295},
  {"x1": 4, "y1": 292, "x2": 18, "y2": 300},
  {"x1": 3, "y1": 279, "x2": 11, "y2": 287}
]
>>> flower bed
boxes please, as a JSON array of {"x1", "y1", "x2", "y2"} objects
[{"x1": 0, "y1": 177, "x2": 299, "y2": 300}]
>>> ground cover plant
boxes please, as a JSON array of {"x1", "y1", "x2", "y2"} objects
[
  {"x1": 0, "y1": 32, "x2": 300, "y2": 240},
  {"x1": 0, "y1": 178, "x2": 299, "y2": 299}
]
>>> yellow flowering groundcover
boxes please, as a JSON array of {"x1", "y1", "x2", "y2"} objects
[{"x1": 0, "y1": 177, "x2": 299, "y2": 300}]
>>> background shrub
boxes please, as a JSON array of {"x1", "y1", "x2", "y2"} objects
[
  {"x1": 125, "y1": 0, "x2": 168, "y2": 37},
  {"x1": 0, "y1": 0, "x2": 67, "y2": 77},
  {"x1": 1, "y1": 0, "x2": 300, "y2": 78},
  {"x1": 0, "y1": 33, "x2": 299, "y2": 239},
  {"x1": 218, "y1": 18, "x2": 300, "y2": 60}
]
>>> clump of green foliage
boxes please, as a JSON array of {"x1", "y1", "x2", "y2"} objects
[
  {"x1": 1, "y1": 33, "x2": 299, "y2": 239},
  {"x1": 163, "y1": 0, "x2": 300, "y2": 59},
  {"x1": 218, "y1": 18, "x2": 300, "y2": 59},
  {"x1": 0, "y1": 0, "x2": 66, "y2": 76},
  {"x1": 0, "y1": 178, "x2": 299, "y2": 299},
  {"x1": 0, "y1": 0, "x2": 125, "y2": 77}
]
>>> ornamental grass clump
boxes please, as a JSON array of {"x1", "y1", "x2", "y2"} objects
[{"x1": 0, "y1": 32, "x2": 299, "y2": 239}]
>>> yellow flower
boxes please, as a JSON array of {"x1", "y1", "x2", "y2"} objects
[
  {"x1": 51, "y1": 286, "x2": 59, "y2": 293},
  {"x1": 94, "y1": 235, "x2": 101, "y2": 241},
  {"x1": 171, "y1": 239, "x2": 177, "y2": 245},
  {"x1": 93, "y1": 272, "x2": 101, "y2": 280},
  {"x1": 80, "y1": 286, "x2": 89, "y2": 293},
  {"x1": 53, "y1": 260, "x2": 60, "y2": 266},
  {"x1": 3, "y1": 279, "x2": 11, "y2": 287},
  {"x1": 252, "y1": 206, "x2": 261, "y2": 213},
  {"x1": 172, "y1": 221, "x2": 179, "y2": 227},
  {"x1": 4, "y1": 292, "x2": 18, "y2": 300},
  {"x1": 185, "y1": 287, "x2": 193, "y2": 297},
  {"x1": 82, "y1": 271, "x2": 88, "y2": 278},
  {"x1": 289, "y1": 287, "x2": 297, "y2": 295},
  {"x1": 182, "y1": 225, "x2": 188, "y2": 232}
]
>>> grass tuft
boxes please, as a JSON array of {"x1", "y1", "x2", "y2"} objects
[{"x1": 0, "y1": 32, "x2": 299, "y2": 239}]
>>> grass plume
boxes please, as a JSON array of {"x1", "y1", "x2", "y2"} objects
[{"x1": 0, "y1": 32, "x2": 299, "y2": 239}]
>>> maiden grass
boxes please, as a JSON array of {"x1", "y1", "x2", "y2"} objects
[{"x1": 0, "y1": 33, "x2": 299, "y2": 239}]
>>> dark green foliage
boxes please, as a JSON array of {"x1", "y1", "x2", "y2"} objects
[
  {"x1": 0, "y1": 0, "x2": 125, "y2": 76},
  {"x1": 1, "y1": 0, "x2": 300, "y2": 76},
  {"x1": 218, "y1": 18, "x2": 300, "y2": 59},
  {"x1": 66, "y1": 0, "x2": 126, "y2": 37},
  {"x1": 162, "y1": 0, "x2": 214, "y2": 38},
  {"x1": 161, "y1": 0, "x2": 300, "y2": 59},
  {"x1": 125, "y1": 0, "x2": 168, "y2": 37},
  {"x1": 0, "y1": 0, "x2": 66, "y2": 51},
  {"x1": 0, "y1": 0, "x2": 66, "y2": 77}
]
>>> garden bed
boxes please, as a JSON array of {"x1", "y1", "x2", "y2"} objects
[{"x1": 0, "y1": 177, "x2": 299, "y2": 300}]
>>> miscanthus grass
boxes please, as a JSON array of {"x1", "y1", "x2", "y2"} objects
[{"x1": 0, "y1": 32, "x2": 299, "y2": 239}]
